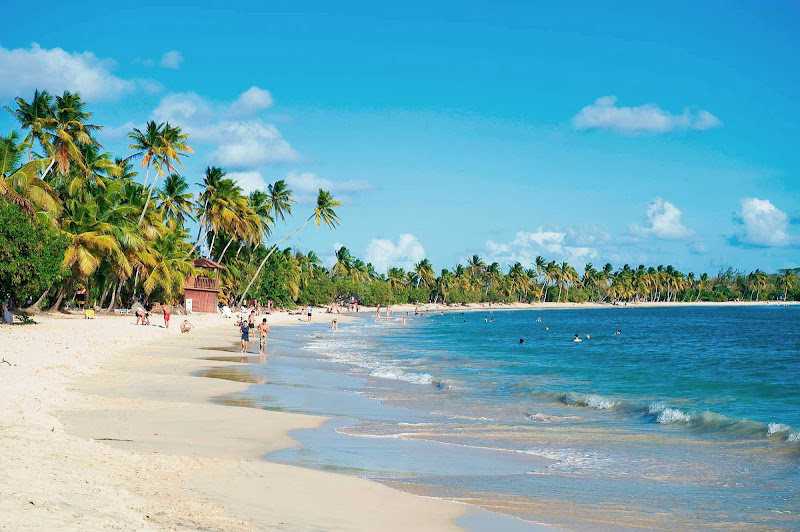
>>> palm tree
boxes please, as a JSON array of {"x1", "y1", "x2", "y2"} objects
[
  {"x1": 139, "y1": 123, "x2": 193, "y2": 224},
  {"x1": 40, "y1": 91, "x2": 100, "y2": 181},
  {"x1": 695, "y1": 273, "x2": 710, "y2": 301},
  {"x1": 1, "y1": 155, "x2": 61, "y2": 217},
  {"x1": 127, "y1": 121, "x2": 163, "y2": 191},
  {"x1": 330, "y1": 246, "x2": 353, "y2": 277},
  {"x1": 386, "y1": 267, "x2": 406, "y2": 290},
  {"x1": 157, "y1": 173, "x2": 194, "y2": 227},
  {"x1": 268, "y1": 179, "x2": 293, "y2": 223},
  {"x1": 777, "y1": 270, "x2": 796, "y2": 301},
  {"x1": 5, "y1": 89, "x2": 54, "y2": 162},
  {"x1": 412, "y1": 259, "x2": 435, "y2": 289},
  {"x1": 238, "y1": 189, "x2": 340, "y2": 306}
]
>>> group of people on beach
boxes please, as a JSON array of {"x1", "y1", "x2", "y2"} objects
[
  {"x1": 239, "y1": 310, "x2": 270, "y2": 354},
  {"x1": 134, "y1": 305, "x2": 194, "y2": 333}
]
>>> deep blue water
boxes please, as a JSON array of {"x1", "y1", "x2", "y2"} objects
[{"x1": 220, "y1": 306, "x2": 800, "y2": 530}]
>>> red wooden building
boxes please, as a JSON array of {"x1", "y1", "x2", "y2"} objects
[{"x1": 183, "y1": 258, "x2": 225, "y2": 313}]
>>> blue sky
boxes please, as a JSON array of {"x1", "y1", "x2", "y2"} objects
[{"x1": 1, "y1": 1, "x2": 798, "y2": 274}]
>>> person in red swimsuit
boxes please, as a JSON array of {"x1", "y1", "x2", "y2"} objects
[{"x1": 163, "y1": 305, "x2": 171, "y2": 329}]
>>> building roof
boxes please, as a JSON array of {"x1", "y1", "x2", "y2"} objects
[{"x1": 192, "y1": 258, "x2": 226, "y2": 270}]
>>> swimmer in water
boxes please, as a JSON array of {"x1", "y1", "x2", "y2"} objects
[
  {"x1": 485, "y1": 317, "x2": 488, "y2": 322},
  {"x1": 574, "y1": 334, "x2": 582, "y2": 343},
  {"x1": 536, "y1": 317, "x2": 541, "y2": 322},
  {"x1": 546, "y1": 326, "x2": 549, "y2": 331},
  {"x1": 519, "y1": 338, "x2": 525, "y2": 344},
  {"x1": 586, "y1": 334, "x2": 591, "y2": 340},
  {"x1": 615, "y1": 329, "x2": 621, "y2": 335}
]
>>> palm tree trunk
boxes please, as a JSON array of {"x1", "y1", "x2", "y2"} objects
[
  {"x1": 138, "y1": 174, "x2": 159, "y2": 225},
  {"x1": 40, "y1": 156, "x2": 57, "y2": 183},
  {"x1": 98, "y1": 282, "x2": 111, "y2": 309},
  {"x1": 24, "y1": 289, "x2": 50, "y2": 312},
  {"x1": 218, "y1": 236, "x2": 236, "y2": 262},
  {"x1": 140, "y1": 162, "x2": 151, "y2": 190},
  {"x1": 106, "y1": 281, "x2": 119, "y2": 312},
  {"x1": 557, "y1": 284, "x2": 562, "y2": 303},
  {"x1": 238, "y1": 216, "x2": 313, "y2": 307},
  {"x1": 207, "y1": 230, "x2": 218, "y2": 259},
  {"x1": 49, "y1": 284, "x2": 66, "y2": 311},
  {"x1": 187, "y1": 222, "x2": 209, "y2": 258}
]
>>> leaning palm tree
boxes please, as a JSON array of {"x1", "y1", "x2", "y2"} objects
[
  {"x1": 238, "y1": 189, "x2": 340, "y2": 306},
  {"x1": 1, "y1": 154, "x2": 61, "y2": 218}
]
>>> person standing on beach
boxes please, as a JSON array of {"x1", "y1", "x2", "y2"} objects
[
  {"x1": 306, "y1": 304, "x2": 313, "y2": 322},
  {"x1": 163, "y1": 305, "x2": 171, "y2": 329},
  {"x1": 240, "y1": 319, "x2": 250, "y2": 353},
  {"x1": 258, "y1": 318, "x2": 270, "y2": 354},
  {"x1": 376, "y1": 304, "x2": 381, "y2": 321},
  {"x1": 385, "y1": 306, "x2": 391, "y2": 320}
]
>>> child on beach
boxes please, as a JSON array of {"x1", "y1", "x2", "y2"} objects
[{"x1": 180, "y1": 320, "x2": 194, "y2": 333}]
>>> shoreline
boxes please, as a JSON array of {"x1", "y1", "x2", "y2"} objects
[{"x1": 1, "y1": 312, "x2": 472, "y2": 530}]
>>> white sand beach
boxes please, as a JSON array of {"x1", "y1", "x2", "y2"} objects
[{"x1": 0, "y1": 312, "x2": 467, "y2": 531}]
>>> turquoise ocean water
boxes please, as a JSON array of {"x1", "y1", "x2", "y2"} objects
[{"x1": 215, "y1": 306, "x2": 800, "y2": 530}]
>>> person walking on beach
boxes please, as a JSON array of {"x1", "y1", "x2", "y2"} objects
[
  {"x1": 240, "y1": 319, "x2": 250, "y2": 353},
  {"x1": 163, "y1": 305, "x2": 171, "y2": 329},
  {"x1": 331, "y1": 318, "x2": 339, "y2": 331},
  {"x1": 385, "y1": 306, "x2": 391, "y2": 320},
  {"x1": 306, "y1": 304, "x2": 313, "y2": 322},
  {"x1": 258, "y1": 318, "x2": 270, "y2": 354},
  {"x1": 248, "y1": 310, "x2": 256, "y2": 332},
  {"x1": 376, "y1": 304, "x2": 381, "y2": 321}
]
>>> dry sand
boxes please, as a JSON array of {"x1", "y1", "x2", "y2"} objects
[{"x1": 0, "y1": 311, "x2": 465, "y2": 531}]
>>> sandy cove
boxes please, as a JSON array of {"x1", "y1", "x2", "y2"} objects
[{"x1": 0, "y1": 311, "x2": 468, "y2": 531}]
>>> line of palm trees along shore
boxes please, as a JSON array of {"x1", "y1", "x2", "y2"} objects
[
  {"x1": 299, "y1": 249, "x2": 797, "y2": 308},
  {"x1": 1, "y1": 90, "x2": 796, "y2": 312}
]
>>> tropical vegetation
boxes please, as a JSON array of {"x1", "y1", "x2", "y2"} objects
[{"x1": 1, "y1": 89, "x2": 797, "y2": 312}]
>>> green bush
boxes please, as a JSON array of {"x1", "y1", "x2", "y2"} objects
[{"x1": 0, "y1": 202, "x2": 69, "y2": 305}]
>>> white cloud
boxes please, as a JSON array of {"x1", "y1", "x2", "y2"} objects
[
  {"x1": 630, "y1": 198, "x2": 693, "y2": 240},
  {"x1": 230, "y1": 86, "x2": 273, "y2": 116},
  {"x1": 226, "y1": 171, "x2": 268, "y2": 194},
  {"x1": 573, "y1": 96, "x2": 722, "y2": 134},
  {"x1": 0, "y1": 42, "x2": 135, "y2": 100},
  {"x1": 734, "y1": 198, "x2": 790, "y2": 246},
  {"x1": 283, "y1": 170, "x2": 371, "y2": 203},
  {"x1": 365, "y1": 234, "x2": 425, "y2": 273},
  {"x1": 160, "y1": 50, "x2": 184, "y2": 69},
  {"x1": 132, "y1": 57, "x2": 155, "y2": 68},
  {"x1": 151, "y1": 89, "x2": 297, "y2": 168},
  {"x1": 485, "y1": 227, "x2": 602, "y2": 267},
  {"x1": 210, "y1": 121, "x2": 297, "y2": 167}
]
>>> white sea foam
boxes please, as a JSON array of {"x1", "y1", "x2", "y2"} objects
[
  {"x1": 788, "y1": 432, "x2": 799, "y2": 443},
  {"x1": 585, "y1": 394, "x2": 616, "y2": 410},
  {"x1": 767, "y1": 422, "x2": 791, "y2": 436},
  {"x1": 657, "y1": 408, "x2": 691, "y2": 424},
  {"x1": 371, "y1": 367, "x2": 434, "y2": 385}
]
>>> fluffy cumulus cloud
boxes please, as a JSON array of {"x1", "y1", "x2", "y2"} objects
[
  {"x1": 226, "y1": 171, "x2": 269, "y2": 194},
  {"x1": 365, "y1": 234, "x2": 425, "y2": 273},
  {"x1": 629, "y1": 198, "x2": 693, "y2": 240},
  {"x1": 230, "y1": 86, "x2": 273, "y2": 116},
  {"x1": 573, "y1": 96, "x2": 722, "y2": 134},
  {"x1": 150, "y1": 89, "x2": 297, "y2": 168},
  {"x1": 283, "y1": 170, "x2": 371, "y2": 203},
  {"x1": 160, "y1": 50, "x2": 184, "y2": 69},
  {"x1": 485, "y1": 227, "x2": 603, "y2": 267},
  {"x1": 0, "y1": 42, "x2": 135, "y2": 100},
  {"x1": 732, "y1": 198, "x2": 791, "y2": 247}
]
